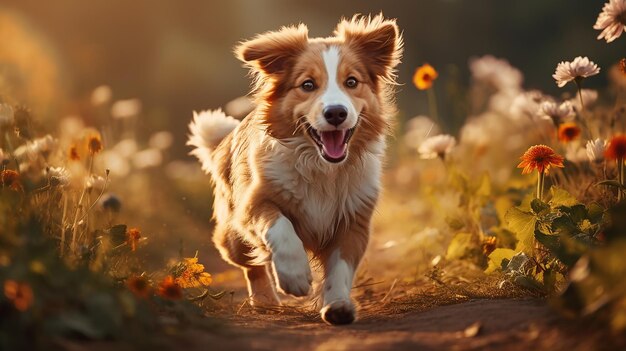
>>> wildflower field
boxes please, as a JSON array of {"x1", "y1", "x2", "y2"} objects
[{"x1": 2, "y1": 1, "x2": 626, "y2": 350}]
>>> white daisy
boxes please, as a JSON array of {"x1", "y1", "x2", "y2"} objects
[
  {"x1": 111, "y1": 99, "x2": 141, "y2": 119},
  {"x1": 538, "y1": 101, "x2": 574, "y2": 125},
  {"x1": 86, "y1": 174, "x2": 106, "y2": 191},
  {"x1": 509, "y1": 90, "x2": 545, "y2": 119},
  {"x1": 586, "y1": 138, "x2": 608, "y2": 163},
  {"x1": 418, "y1": 134, "x2": 456, "y2": 159},
  {"x1": 594, "y1": 0, "x2": 626, "y2": 43},
  {"x1": 469, "y1": 55, "x2": 523, "y2": 92},
  {"x1": 553, "y1": 57, "x2": 600, "y2": 88},
  {"x1": 47, "y1": 167, "x2": 71, "y2": 187},
  {"x1": 91, "y1": 85, "x2": 112, "y2": 106}
]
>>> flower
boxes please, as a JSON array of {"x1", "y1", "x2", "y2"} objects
[
  {"x1": 418, "y1": 134, "x2": 456, "y2": 159},
  {"x1": 621, "y1": 58, "x2": 626, "y2": 74},
  {"x1": 126, "y1": 276, "x2": 151, "y2": 298},
  {"x1": 594, "y1": 0, "x2": 626, "y2": 43},
  {"x1": 553, "y1": 57, "x2": 601, "y2": 88},
  {"x1": 47, "y1": 167, "x2": 71, "y2": 187},
  {"x1": 174, "y1": 257, "x2": 213, "y2": 289},
  {"x1": 126, "y1": 228, "x2": 141, "y2": 251},
  {"x1": 111, "y1": 99, "x2": 141, "y2": 119},
  {"x1": 158, "y1": 276, "x2": 182, "y2": 300},
  {"x1": 86, "y1": 174, "x2": 106, "y2": 191},
  {"x1": 91, "y1": 85, "x2": 112, "y2": 106},
  {"x1": 605, "y1": 134, "x2": 626, "y2": 160},
  {"x1": 1, "y1": 170, "x2": 22, "y2": 191},
  {"x1": 68, "y1": 145, "x2": 80, "y2": 161},
  {"x1": 0, "y1": 103, "x2": 14, "y2": 128},
  {"x1": 4, "y1": 280, "x2": 34, "y2": 311},
  {"x1": 509, "y1": 90, "x2": 544, "y2": 119},
  {"x1": 482, "y1": 237, "x2": 497, "y2": 256},
  {"x1": 413, "y1": 64, "x2": 438, "y2": 90},
  {"x1": 14, "y1": 135, "x2": 56, "y2": 163},
  {"x1": 87, "y1": 133, "x2": 103, "y2": 156},
  {"x1": 517, "y1": 145, "x2": 565, "y2": 174},
  {"x1": 558, "y1": 122, "x2": 582, "y2": 143},
  {"x1": 469, "y1": 55, "x2": 523, "y2": 92},
  {"x1": 149, "y1": 131, "x2": 174, "y2": 150},
  {"x1": 100, "y1": 193, "x2": 122, "y2": 212},
  {"x1": 586, "y1": 138, "x2": 608, "y2": 163},
  {"x1": 539, "y1": 101, "x2": 574, "y2": 125}
]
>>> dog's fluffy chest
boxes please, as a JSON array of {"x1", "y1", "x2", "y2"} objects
[{"x1": 259, "y1": 137, "x2": 383, "y2": 243}]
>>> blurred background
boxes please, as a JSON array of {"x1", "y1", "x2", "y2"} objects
[{"x1": 1, "y1": 0, "x2": 621, "y2": 144}]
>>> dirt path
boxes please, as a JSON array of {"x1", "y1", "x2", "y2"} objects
[{"x1": 173, "y1": 298, "x2": 622, "y2": 351}]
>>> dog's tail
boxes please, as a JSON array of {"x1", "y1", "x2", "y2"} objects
[{"x1": 187, "y1": 108, "x2": 240, "y2": 173}]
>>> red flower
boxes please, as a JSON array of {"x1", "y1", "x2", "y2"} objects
[
  {"x1": 517, "y1": 145, "x2": 565, "y2": 175},
  {"x1": 605, "y1": 135, "x2": 626, "y2": 160}
]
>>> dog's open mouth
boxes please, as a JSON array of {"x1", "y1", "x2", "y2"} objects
[{"x1": 306, "y1": 124, "x2": 356, "y2": 163}]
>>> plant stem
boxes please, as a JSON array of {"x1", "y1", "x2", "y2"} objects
[
  {"x1": 427, "y1": 88, "x2": 440, "y2": 129},
  {"x1": 619, "y1": 157, "x2": 624, "y2": 202},
  {"x1": 537, "y1": 170, "x2": 545, "y2": 200},
  {"x1": 575, "y1": 80, "x2": 593, "y2": 139}
]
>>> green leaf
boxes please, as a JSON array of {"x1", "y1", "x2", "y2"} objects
[
  {"x1": 505, "y1": 207, "x2": 537, "y2": 252},
  {"x1": 549, "y1": 187, "x2": 579, "y2": 207},
  {"x1": 530, "y1": 199, "x2": 550, "y2": 215},
  {"x1": 486, "y1": 248, "x2": 516, "y2": 273},
  {"x1": 587, "y1": 203, "x2": 605, "y2": 223},
  {"x1": 535, "y1": 230, "x2": 582, "y2": 267},
  {"x1": 446, "y1": 232, "x2": 474, "y2": 260}
]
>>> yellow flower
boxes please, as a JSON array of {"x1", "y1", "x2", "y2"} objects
[
  {"x1": 175, "y1": 257, "x2": 213, "y2": 288},
  {"x1": 413, "y1": 63, "x2": 438, "y2": 90},
  {"x1": 517, "y1": 145, "x2": 565, "y2": 175}
]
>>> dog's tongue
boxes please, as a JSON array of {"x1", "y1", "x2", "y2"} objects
[{"x1": 320, "y1": 130, "x2": 347, "y2": 159}]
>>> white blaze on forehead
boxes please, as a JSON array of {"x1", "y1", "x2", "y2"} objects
[{"x1": 320, "y1": 46, "x2": 357, "y2": 129}]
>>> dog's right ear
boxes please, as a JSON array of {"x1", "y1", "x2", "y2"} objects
[{"x1": 235, "y1": 24, "x2": 309, "y2": 75}]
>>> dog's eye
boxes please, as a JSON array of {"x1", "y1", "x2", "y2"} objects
[
  {"x1": 301, "y1": 80, "x2": 316, "y2": 92},
  {"x1": 345, "y1": 77, "x2": 358, "y2": 88}
]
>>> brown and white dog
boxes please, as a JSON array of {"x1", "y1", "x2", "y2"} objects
[{"x1": 187, "y1": 14, "x2": 402, "y2": 325}]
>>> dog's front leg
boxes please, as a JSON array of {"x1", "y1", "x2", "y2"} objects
[
  {"x1": 259, "y1": 213, "x2": 312, "y2": 297},
  {"x1": 320, "y1": 222, "x2": 369, "y2": 325}
]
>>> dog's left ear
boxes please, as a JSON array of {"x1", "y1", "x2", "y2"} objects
[
  {"x1": 235, "y1": 24, "x2": 309, "y2": 76},
  {"x1": 335, "y1": 14, "x2": 403, "y2": 81}
]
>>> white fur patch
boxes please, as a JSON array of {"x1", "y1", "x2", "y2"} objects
[
  {"x1": 187, "y1": 108, "x2": 240, "y2": 173},
  {"x1": 318, "y1": 46, "x2": 358, "y2": 131},
  {"x1": 261, "y1": 136, "x2": 384, "y2": 247},
  {"x1": 264, "y1": 214, "x2": 312, "y2": 297},
  {"x1": 323, "y1": 249, "x2": 354, "y2": 305}
]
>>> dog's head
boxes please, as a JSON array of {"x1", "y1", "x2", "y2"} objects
[{"x1": 236, "y1": 14, "x2": 402, "y2": 164}]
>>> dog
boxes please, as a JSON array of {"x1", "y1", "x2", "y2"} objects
[{"x1": 187, "y1": 14, "x2": 402, "y2": 325}]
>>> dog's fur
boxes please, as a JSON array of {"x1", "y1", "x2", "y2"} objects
[{"x1": 187, "y1": 14, "x2": 402, "y2": 325}]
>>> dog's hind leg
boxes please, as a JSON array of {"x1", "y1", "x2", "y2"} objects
[{"x1": 213, "y1": 224, "x2": 280, "y2": 306}]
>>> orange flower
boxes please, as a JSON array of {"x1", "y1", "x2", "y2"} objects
[
  {"x1": 174, "y1": 257, "x2": 213, "y2": 288},
  {"x1": 157, "y1": 276, "x2": 182, "y2": 300},
  {"x1": 605, "y1": 134, "x2": 626, "y2": 160},
  {"x1": 482, "y1": 236, "x2": 497, "y2": 256},
  {"x1": 557, "y1": 122, "x2": 581, "y2": 143},
  {"x1": 4, "y1": 280, "x2": 34, "y2": 311},
  {"x1": 517, "y1": 145, "x2": 565, "y2": 175},
  {"x1": 126, "y1": 228, "x2": 141, "y2": 252},
  {"x1": 69, "y1": 145, "x2": 80, "y2": 161},
  {"x1": 126, "y1": 276, "x2": 151, "y2": 298},
  {"x1": 620, "y1": 58, "x2": 626, "y2": 75},
  {"x1": 88, "y1": 135, "x2": 102, "y2": 155},
  {"x1": 413, "y1": 64, "x2": 438, "y2": 90},
  {"x1": 1, "y1": 170, "x2": 22, "y2": 191}
]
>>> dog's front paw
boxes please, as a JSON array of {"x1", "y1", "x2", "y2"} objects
[
  {"x1": 321, "y1": 300, "x2": 356, "y2": 325},
  {"x1": 271, "y1": 251, "x2": 312, "y2": 297}
]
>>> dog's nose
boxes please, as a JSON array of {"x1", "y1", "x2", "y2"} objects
[{"x1": 323, "y1": 105, "x2": 348, "y2": 127}]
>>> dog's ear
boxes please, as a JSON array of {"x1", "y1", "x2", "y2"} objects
[
  {"x1": 335, "y1": 14, "x2": 403, "y2": 81},
  {"x1": 235, "y1": 24, "x2": 309, "y2": 75}
]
